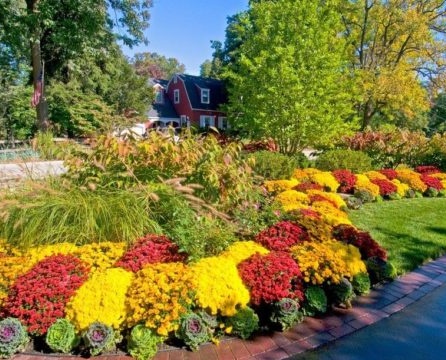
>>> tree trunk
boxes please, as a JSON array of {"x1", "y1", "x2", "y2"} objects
[
  {"x1": 28, "y1": 0, "x2": 49, "y2": 132},
  {"x1": 360, "y1": 100, "x2": 374, "y2": 130}
]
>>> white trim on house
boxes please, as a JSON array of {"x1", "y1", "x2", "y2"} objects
[
  {"x1": 199, "y1": 115, "x2": 215, "y2": 128},
  {"x1": 201, "y1": 88, "x2": 210, "y2": 104},
  {"x1": 180, "y1": 115, "x2": 187, "y2": 126},
  {"x1": 174, "y1": 89, "x2": 180, "y2": 104},
  {"x1": 217, "y1": 116, "x2": 229, "y2": 130}
]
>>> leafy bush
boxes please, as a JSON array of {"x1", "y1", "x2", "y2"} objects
[
  {"x1": 351, "y1": 272, "x2": 371, "y2": 295},
  {"x1": 353, "y1": 189, "x2": 375, "y2": 204},
  {"x1": 83, "y1": 322, "x2": 116, "y2": 356},
  {"x1": 0, "y1": 318, "x2": 29, "y2": 358},
  {"x1": 425, "y1": 187, "x2": 439, "y2": 197},
  {"x1": 176, "y1": 313, "x2": 211, "y2": 351},
  {"x1": 314, "y1": 150, "x2": 373, "y2": 173},
  {"x1": 45, "y1": 319, "x2": 80, "y2": 354},
  {"x1": 248, "y1": 151, "x2": 303, "y2": 180},
  {"x1": 127, "y1": 325, "x2": 163, "y2": 360},
  {"x1": 302, "y1": 287, "x2": 327, "y2": 316},
  {"x1": 328, "y1": 278, "x2": 355, "y2": 308},
  {"x1": 366, "y1": 257, "x2": 397, "y2": 284},
  {"x1": 225, "y1": 307, "x2": 259, "y2": 340},
  {"x1": 270, "y1": 298, "x2": 303, "y2": 331}
]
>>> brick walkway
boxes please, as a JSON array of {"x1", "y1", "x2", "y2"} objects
[{"x1": 12, "y1": 255, "x2": 446, "y2": 360}]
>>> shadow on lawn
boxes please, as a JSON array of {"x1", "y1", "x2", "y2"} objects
[{"x1": 373, "y1": 227, "x2": 446, "y2": 273}]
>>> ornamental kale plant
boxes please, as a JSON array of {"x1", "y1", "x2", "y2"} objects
[
  {"x1": 269, "y1": 298, "x2": 303, "y2": 331},
  {"x1": 0, "y1": 318, "x2": 29, "y2": 358},
  {"x1": 176, "y1": 312, "x2": 211, "y2": 351},
  {"x1": 302, "y1": 287, "x2": 327, "y2": 316},
  {"x1": 127, "y1": 324, "x2": 163, "y2": 360},
  {"x1": 225, "y1": 307, "x2": 259, "y2": 340},
  {"x1": 351, "y1": 272, "x2": 371, "y2": 295},
  {"x1": 254, "y1": 221, "x2": 309, "y2": 251},
  {"x1": 45, "y1": 319, "x2": 80, "y2": 354},
  {"x1": 328, "y1": 278, "x2": 355, "y2": 308},
  {"x1": 83, "y1": 322, "x2": 116, "y2": 356}
]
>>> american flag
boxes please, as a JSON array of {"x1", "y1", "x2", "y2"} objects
[{"x1": 31, "y1": 69, "x2": 43, "y2": 107}]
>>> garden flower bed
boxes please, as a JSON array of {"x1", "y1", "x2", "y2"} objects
[{"x1": 1, "y1": 164, "x2": 445, "y2": 359}]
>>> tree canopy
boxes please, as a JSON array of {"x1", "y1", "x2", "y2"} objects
[{"x1": 132, "y1": 52, "x2": 185, "y2": 79}]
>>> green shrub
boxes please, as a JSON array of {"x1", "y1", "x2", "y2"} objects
[
  {"x1": 127, "y1": 325, "x2": 164, "y2": 360},
  {"x1": 45, "y1": 319, "x2": 80, "y2": 354},
  {"x1": 225, "y1": 307, "x2": 259, "y2": 340},
  {"x1": 366, "y1": 257, "x2": 397, "y2": 284},
  {"x1": 0, "y1": 318, "x2": 29, "y2": 358},
  {"x1": 328, "y1": 278, "x2": 355, "y2": 308},
  {"x1": 314, "y1": 149, "x2": 373, "y2": 173},
  {"x1": 269, "y1": 298, "x2": 303, "y2": 331},
  {"x1": 176, "y1": 313, "x2": 212, "y2": 351},
  {"x1": 248, "y1": 151, "x2": 302, "y2": 180},
  {"x1": 351, "y1": 272, "x2": 371, "y2": 295},
  {"x1": 354, "y1": 189, "x2": 375, "y2": 204},
  {"x1": 302, "y1": 287, "x2": 327, "y2": 316},
  {"x1": 439, "y1": 189, "x2": 446, "y2": 198},
  {"x1": 425, "y1": 187, "x2": 439, "y2": 198}
]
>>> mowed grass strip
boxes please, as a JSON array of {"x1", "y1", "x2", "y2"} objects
[{"x1": 347, "y1": 198, "x2": 446, "y2": 274}]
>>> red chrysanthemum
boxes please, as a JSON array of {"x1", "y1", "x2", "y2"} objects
[
  {"x1": 332, "y1": 169, "x2": 357, "y2": 193},
  {"x1": 420, "y1": 174, "x2": 444, "y2": 191},
  {"x1": 371, "y1": 179, "x2": 398, "y2": 196},
  {"x1": 378, "y1": 169, "x2": 398, "y2": 180},
  {"x1": 415, "y1": 165, "x2": 441, "y2": 175},
  {"x1": 254, "y1": 221, "x2": 309, "y2": 251}
]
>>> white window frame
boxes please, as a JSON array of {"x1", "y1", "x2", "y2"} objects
[
  {"x1": 155, "y1": 90, "x2": 164, "y2": 104},
  {"x1": 174, "y1": 89, "x2": 180, "y2": 104},
  {"x1": 199, "y1": 115, "x2": 215, "y2": 128},
  {"x1": 217, "y1": 117, "x2": 229, "y2": 130},
  {"x1": 180, "y1": 115, "x2": 187, "y2": 126},
  {"x1": 201, "y1": 89, "x2": 210, "y2": 104}
]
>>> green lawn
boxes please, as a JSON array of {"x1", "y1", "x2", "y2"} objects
[{"x1": 347, "y1": 198, "x2": 446, "y2": 274}]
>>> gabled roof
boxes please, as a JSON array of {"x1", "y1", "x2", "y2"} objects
[
  {"x1": 149, "y1": 78, "x2": 169, "y2": 88},
  {"x1": 177, "y1": 74, "x2": 227, "y2": 111}
]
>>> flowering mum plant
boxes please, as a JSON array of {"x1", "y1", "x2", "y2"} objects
[
  {"x1": 45, "y1": 319, "x2": 80, "y2": 354},
  {"x1": 254, "y1": 221, "x2": 309, "y2": 251},
  {"x1": 293, "y1": 182, "x2": 324, "y2": 192},
  {"x1": 127, "y1": 325, "x2": 163, "y2": 360},
  {"x1": 1, "y1": 254, "x2": 89, "y2": 335},
  {"x1": 269, "y1": 298, "x2": 303, "y2": 331},
  {"x1": 370, "y1": 179, "x2": 398, "y2": 197},
  {"x1": 415, "y1": 165, "x2": 440, "y2": 174},
  {"x1": 332, "y1": 169, "x2": 357, "y2": 193},
  {"x1": 0, "y1": 318, "x2": 29, "y2": 358},
  {"x1": 238, "y1": 252, "x2": 304, "y2": 305},
  {"x1": 176, "y1": 312, "x2": 211, "y2": 351},
  {"x1": 83, "y1": 322, "x2": 116, "y2": 356},
  {"x1": 116, "y1": 234, "x2": 187, "y2": 272},
  {"x1": 332, "y1": 224, "x2": 387, "y2": 260},
  {"x1": 378, "y1": 169, "x2": 398, "y2": 180},
  {"x1": 221, "y1": 241, "x2": 269, "y2": 264},
  {"x1": 420, "y1": 174, "x2": 444, "y2": 191}
]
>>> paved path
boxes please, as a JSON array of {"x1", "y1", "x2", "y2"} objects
[
  {"x1": 11, "y1": 255, "x2": 446, "y2": 360},
  {"x1": 0, "y1": 161, "x2": 66, "y2": 179}
]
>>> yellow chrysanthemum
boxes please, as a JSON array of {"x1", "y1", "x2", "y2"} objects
[
  {"x1": 396, "y1": 169, "x2": 427, "y2": 193},
  {"x1": 355, "y1": 174, "x2": 380, "y2": 197},
  {"x1": 221, "y1": 241, "x2": 269, "y2": 264},
  {"x1": 264, "y1": 179, "x2": 299, "y2": 193},
  {"x1": 275, "y1": 190, "x2": 310, "y2": 208}
]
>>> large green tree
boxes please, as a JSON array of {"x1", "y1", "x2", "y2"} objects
[
  {"x1": 1, "y1": 0, "x2": 152, "y2": 130},
  {"x1": 132, "y1": 52, "x2": 185, "y2": 79},
  {"x1": 224, "y1": 0, "x2": 356, "y2": 154}
]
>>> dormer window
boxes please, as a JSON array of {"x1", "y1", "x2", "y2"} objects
[
  {"x1": 155, "y1": 90, "x2": 164, "y2": 104},
  {"x1": 174, "y1": 89, "x2": 180, "y2": 104},
  {"x1": 201, "y1": 89, "x2": 210, "y2": 104}
]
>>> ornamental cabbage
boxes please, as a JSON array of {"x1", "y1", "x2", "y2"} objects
[
  {"x1": 127, "y1": 325, "x2": 163, "y2": 360},
  {"x1": 45, "y1": 319, "x2": 80, "y2": 354},
  {"x1": 0, "y1": 318, "x2": 29, "y2": 358},
  {"x1": 225, "y1": 307, "x2": 259, "y2": 340},
  {"x1": 270, "y1": 298, "x2": 303, "y2": 331},
  {"x1": 83, "y1": 322, "x2": 116, "y2": 356},
  {"x1": 176, "y1": 313, "x2": 211, "y2": 351}
]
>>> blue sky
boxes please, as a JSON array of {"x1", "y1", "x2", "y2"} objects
[{"x1": 121, "y1": 0, "x2": 249, "y2": 75}]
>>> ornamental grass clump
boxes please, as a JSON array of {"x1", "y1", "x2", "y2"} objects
[
  {"x1": 189, "y1": 257, "x2": 250, "y2": 316},
  {"x1": 127, "y1": 325, "x2": 163, "y2": 360},
  {"x1": 225, "y1": 307, "x2": 259, "y2": 340},
  {"x1": 115, "y1": 234, "x2": 187, "y2": 272},
  {"x1": 175, "y1": 312, "x2": 211, "y2": 351},
  {"x1": 254, "y1": 221, "x2": 309, "y2": 251},
  {"x1": 0, "y1": 318, "x2": 29, "y2": 358},
  {"x1": 269, "y1": 298, "x2": 303, "y2": 331},
  {"x1": 83, "y1": 322, "x2": 116, "y2": 356},
  {"x1": 302, "y1": 287, "x2": 327, "y2": 316},
  {"x1": 126, "y1": 263, "x2": 194, "y2": 336},
  {"x1": 238, "y1": 252, "x2": 304, "y2": 306},
  {"x1": 1, "y1": 254, "x2": 89, "y2": 335},
  {"x1": 65, "y1": 268, "x2": 134, "y2": 332},
  {"x1": 45, "y1": 319, "x2": 80, "y2": 354},
  {"x1": 332, "y1": 224, "x2": 387, "y2": 260}
]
